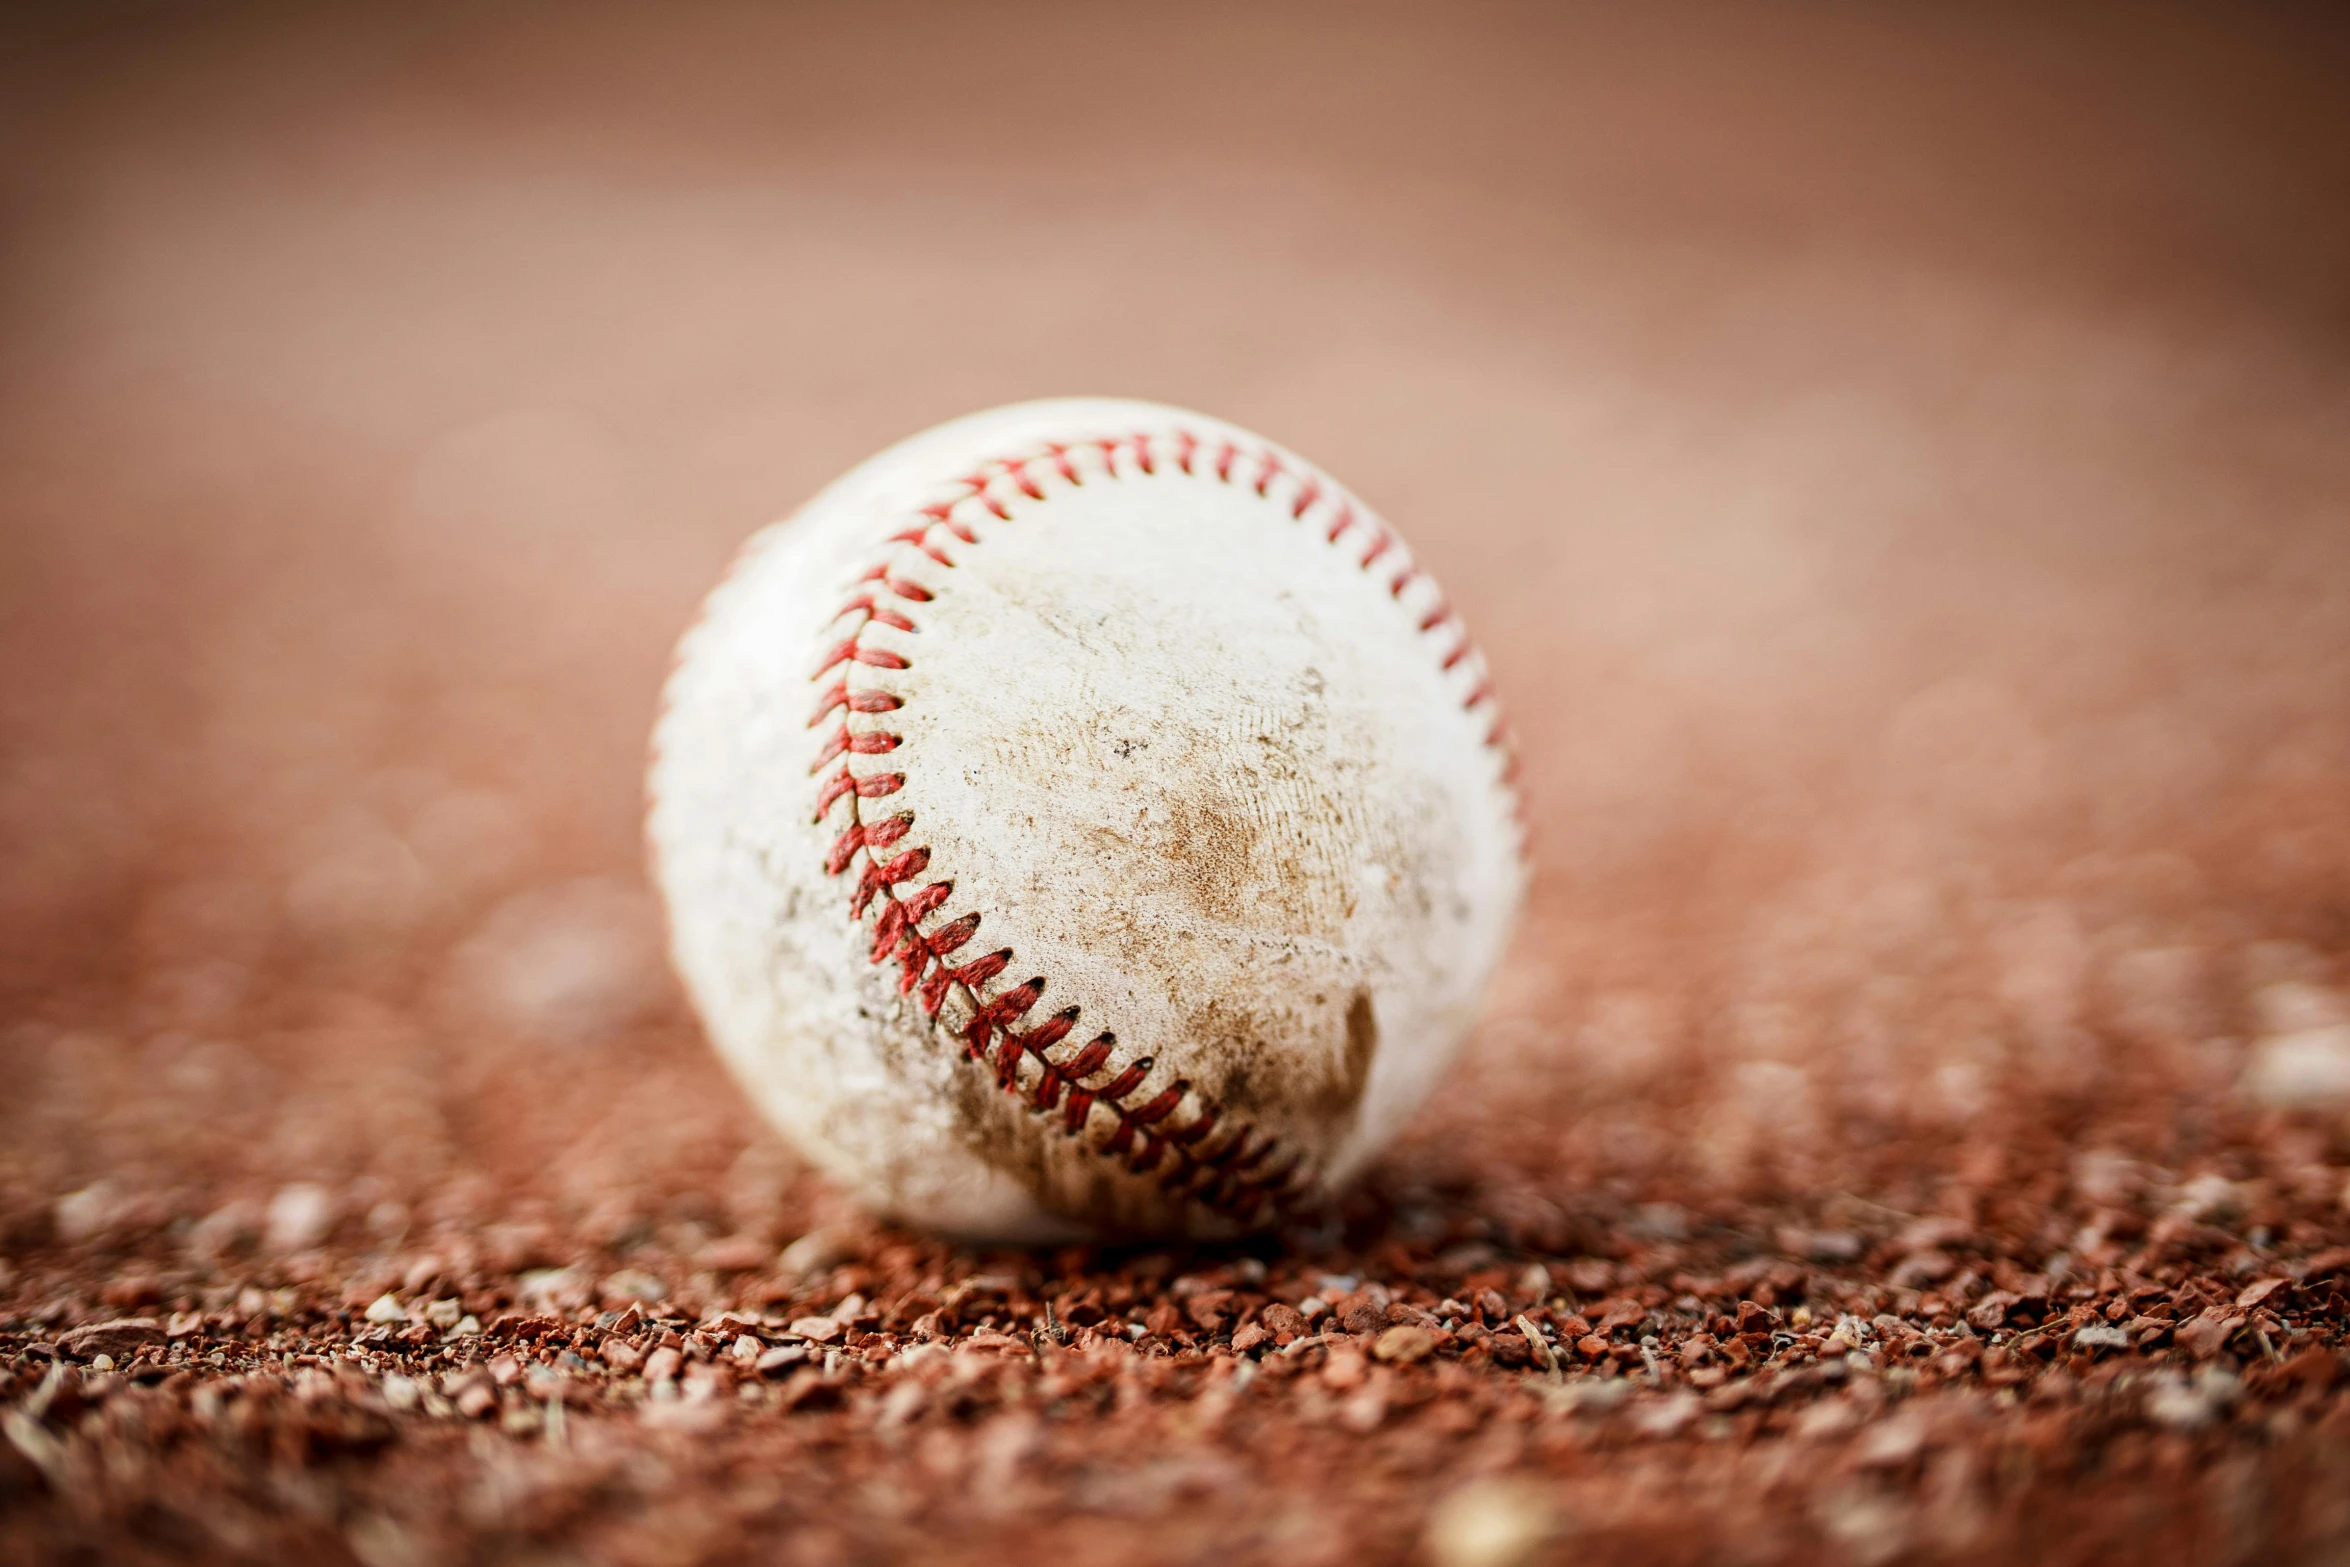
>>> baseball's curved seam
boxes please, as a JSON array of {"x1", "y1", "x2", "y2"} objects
[{"x1": 809, "y1": 429, "x2": 1514, "y2": 1224}]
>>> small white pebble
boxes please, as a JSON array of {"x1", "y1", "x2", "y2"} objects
[
  {"x1": 264, "y1": 1183, "x2": 337, "y2": 1254},
  {"x1": 2242, "y1": 1024, "x2": 2350, "y2": 1109},
  {"x1": 1425, "y1": 1478, "x2": 1557, "y2": 1567},
  {"x1": 53, "y1": 1183, "x2": 116, "y2": 1245},
  {"x1": 779, "y1": 1228, "x2": 852, "y2": 1278}
]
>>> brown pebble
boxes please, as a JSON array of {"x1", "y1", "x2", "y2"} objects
[
  {"x1": 2271, "y1": 1347, "x2": 2340, "y2": 1389},
  {"x1": 697, "y1": 1236, "x2": 774, "y2": 1273},
  {"x1": 1600, "y1": 1299, "x2": 1648, "y2": 1334},
  {"x1": 1372, "y1": 1325, "x2": 1435, "y2": 1364},
  {"x1": 59, "y1": 1318, "x2": 168, "y2": 1361},
  {"x1": 1966, "y1": 1293, "x2": 2018, "y2": 1331},
  {"x1": 1185, "y1": 1291, "x2": 1233, "y2": 1332},
  {"x1": 779, "y1": 1370, "x2": 842, "y2": 1410},
  {"x1": 2175, "y1": 1311, "x2": 2245, "y2": 1359},
  {"x1": 1323, "y1": 1347, "x2": 1369, "y2": 1390},
  {"x1": 2235, "y1": 1278, "x2": 2287, "y2": 1311},
  {"x1": 755, "y1": 1345, "x2": 809, "y2": 1376},
  {"x1": 100, "y1": 1275, "x2": 162, "y2": 1309}
]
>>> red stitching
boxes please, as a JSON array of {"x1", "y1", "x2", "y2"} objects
[
  {"x1": 811, "y1": 725, "x2": 902, "y2": 770},
  {"x1": 808, "y1": 427, "x2": 1510, "y2": 1225},
  {"x1": 813, "y1": 767, "x2": 903, "y2": 820},
  {"x1": 815, "y1": 638, "x2": 909, "y2": 676},
  {"x1": 810, "y1": 684, "x2": 904, "y2": 724}
]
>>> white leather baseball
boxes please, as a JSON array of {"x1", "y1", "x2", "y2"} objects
[{"x1": 648, "y1": 399, "x2": 1523, "y2": 1239}]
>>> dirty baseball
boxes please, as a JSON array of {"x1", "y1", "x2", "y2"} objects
[{"x1": 649, "y1": 399, "x2": 1524, "y2": 1238}]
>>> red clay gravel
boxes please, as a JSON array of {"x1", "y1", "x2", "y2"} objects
[{"x1": 4, "y1": 5, "x2": 2349, "y2": 1564}]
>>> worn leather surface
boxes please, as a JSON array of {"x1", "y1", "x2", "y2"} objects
[{"x1": 651, "y1": 401, "x2": 1523, "y2": 1236}]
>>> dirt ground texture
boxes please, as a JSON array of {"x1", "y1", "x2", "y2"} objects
[{"x1": 5, "y1": 3, "x2": 2350, "y2": 1563}]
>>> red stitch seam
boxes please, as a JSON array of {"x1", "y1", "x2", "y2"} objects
[{"x1": 809, "y1": 428, "x2": 1512, "y2": 1224}]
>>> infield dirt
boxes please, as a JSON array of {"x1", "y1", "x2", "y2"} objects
[{"x1": 4, "y1": 5, "x2": 2349, "y2": 1563}]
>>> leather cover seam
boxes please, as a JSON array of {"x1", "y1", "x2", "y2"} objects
[{"x1": 808, "y1": 428, "x2": 1514, "y2": 1225}]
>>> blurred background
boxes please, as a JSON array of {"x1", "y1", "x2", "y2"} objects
[{"x1": 3, "y1": 0, "x2": 2348, "y2": 1258}]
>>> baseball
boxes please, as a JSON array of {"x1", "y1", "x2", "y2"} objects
[{"x1": 648, "y1": 399, "x2": 1524, "y2": 1239}]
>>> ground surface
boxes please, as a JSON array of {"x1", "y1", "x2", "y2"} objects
[{"x1": 5, "y1": 3, "x2": 2350, "y2": 1564}]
